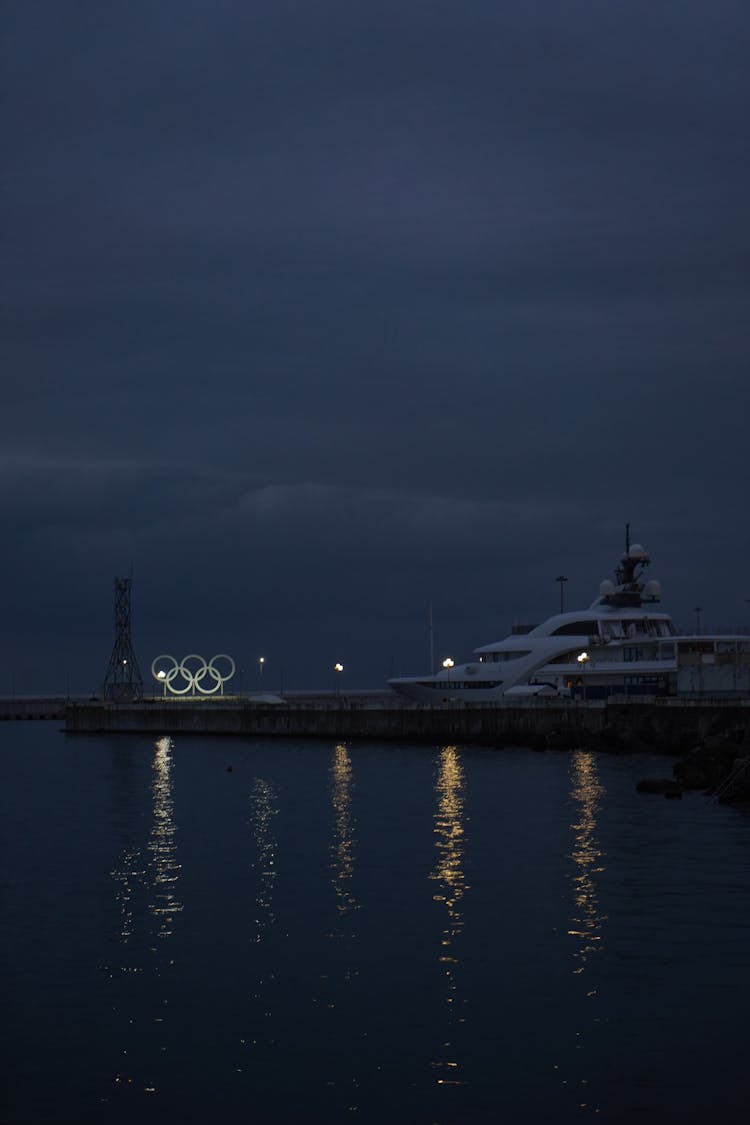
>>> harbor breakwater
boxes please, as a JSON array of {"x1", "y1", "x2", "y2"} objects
[
  {"x1": 64, "y1": 694, "x2": 750, "y2": 754},
  {"x1": 1, "y1": 697, "x2": 68, "y2": 720}
]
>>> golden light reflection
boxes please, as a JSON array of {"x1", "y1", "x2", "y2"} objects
[
  {"x1": 250, "y1": 777, "x2": 278, "y2": 936},
  {"x1": 429, "y1": 745, "x2": 469, "y2": 1086},
  {"x1": 568, "y1": 749, "x2": 606, "y2": 974},
  {"x1": 147, "y1": 736, "x2": 182, "y2": 937},
  {"x1": 330, "y1": 744, "x2": 358, "y2": 916}
]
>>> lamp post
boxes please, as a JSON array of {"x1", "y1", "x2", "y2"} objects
[
  {"x1": 556, "y1": 575, "x2": 568, "y2": 614},
  {"x1": 258, "y1": 656, "x2": 265, "y2": 693},
  {"x1": 334, "y1": 662, "x2": 344, "y2": 695},
  {"x1": 442, "y1": 657, "x2": 454, "y2": 691},
  {"x1": 577, "y1": 650, "x2": 589, "y2": 701}
]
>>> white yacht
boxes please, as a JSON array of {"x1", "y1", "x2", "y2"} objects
[{"x1": 388, "y1": 532, "x2": 750, "y2": 702}]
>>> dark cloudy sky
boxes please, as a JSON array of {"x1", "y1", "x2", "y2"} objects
[{"x1": 3, "y1": 0, "x2": 749, "y2": 694}]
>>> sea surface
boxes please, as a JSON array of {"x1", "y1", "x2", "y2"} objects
[{"x1": 2, "y1": 723, "x2": 749, "y2": 1124}]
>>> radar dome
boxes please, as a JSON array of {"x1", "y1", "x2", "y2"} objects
[
  {"x1": 599, "y1": 579, "x2": 615, "y2": 596},
  {"x1": 628, "y1": 543, "x2": 647, "y2": 559},
  {"x1": 644, "y1": 579, "x2": 662, "y2": 599}
]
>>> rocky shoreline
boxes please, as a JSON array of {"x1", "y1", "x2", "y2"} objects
[
  {"x1": 522, "y1": 709, "x2": 750, "y2": 805},
  {"x1": 632, "y1": 719, "x2": 750, "y2": 805}
]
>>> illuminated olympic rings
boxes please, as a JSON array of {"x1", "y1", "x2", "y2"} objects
[{"x1": 151, "y1": 654, "x2": 236, "y2": 696}]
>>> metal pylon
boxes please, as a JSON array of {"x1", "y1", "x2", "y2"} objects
[{"x1": 103, "y1": 578, "x2": 143, "y2": 701}]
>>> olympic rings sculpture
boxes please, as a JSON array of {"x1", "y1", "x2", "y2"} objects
[{"x1": 151, "y1": 654, "x2": 236, "y2": 696}]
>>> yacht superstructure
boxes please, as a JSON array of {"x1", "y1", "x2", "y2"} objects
[{"x1": 388, "y1": 532, "x2": 750, "y2": 702}]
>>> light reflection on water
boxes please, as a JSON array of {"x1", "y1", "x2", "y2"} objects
[
  {"x1": 561, "y1": 750, "x2": 608, "y2": 1115},
  {"x1": 249, "y1": 776, "x2": 278, "y2": 935},
  {"x1": 103, "y1": 737, "x2": 182, "y2": 1101},
  {"x1": 147, "y1": 736, "x2": 182, "y2": 937},
  {"x1": 110, "y1": 845, "x2": 143, "y2": 943},
  {"x1": 330, "y1": 743, "x2": 359, "y2": 918},
  {"x1": 429, "y1": 745, "x2": 469, "y2": 1087},
  {"x1": 568, "y1": 749, "x2": 607, "y2": 976},
  {"x1": 109, "y1": 736, "x2": 182, "y2": 945},
  {"x1": 7, "y1": 727, "x2": 750, "y2": 1125}
]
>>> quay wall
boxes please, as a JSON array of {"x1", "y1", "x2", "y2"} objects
[
  {"x1": 64, "y1": 697, "x2": 750, "y2": 749},
  {"x1": 0, "y1": 698, "x2": 67, "y2": 721}
]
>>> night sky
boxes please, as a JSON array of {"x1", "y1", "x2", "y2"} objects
[{"x1": 3, "y1": 1, "x2": 749, "y2": 694}]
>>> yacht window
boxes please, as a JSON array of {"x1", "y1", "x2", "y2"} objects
[
  {"x1": 417, "y1": 680, "x2": 503, "y2": 690},
  {"x1": 552, "y1": 621, "x2": 598, "y2": 636},
  {"x1": 717, "y1": 641, "x2": 739, "y2": 654},
  {"x1": 680, "y1": 640, "x2": 713, "y2": 654},
  {"x1": 549, "y1": 650, "x2": 584, "y2": 665}
]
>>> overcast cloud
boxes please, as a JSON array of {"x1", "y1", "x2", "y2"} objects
[{"x1": 2, "y1": 1, "x2": 749, "y2": 692}]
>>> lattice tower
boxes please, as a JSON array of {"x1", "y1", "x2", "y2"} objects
[{"x1": 103, "y1": 578, "x2": 143, "y2": 701}]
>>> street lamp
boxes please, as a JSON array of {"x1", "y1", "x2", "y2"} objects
[
  {"x1": 258, "y1": 656, "x2": 265, "y2": 692},
  {"x1": 556, "y1": 575, "x2": 568, "y2": 614},
  {"x1": 442, "y1": 657, "x2": 454, "y2": 688},
  {"x1": 333, "y1": 662, "x2": 344, "y2": 695}
]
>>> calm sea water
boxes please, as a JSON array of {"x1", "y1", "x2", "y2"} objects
[{"x1": 2, "y1": 723, "x2": 749, "y2": 1124}]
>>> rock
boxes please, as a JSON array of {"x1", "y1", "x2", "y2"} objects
[{"x1": 674, "y1": 738, "x2": 742, "y2": 790}]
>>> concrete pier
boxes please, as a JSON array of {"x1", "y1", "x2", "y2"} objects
[
  {"x1": 0, "y1": 697, "x2": 68, "y2": 721},
  {"x1": 64, "y1": 694, "x2": 750, "y2": 750}
]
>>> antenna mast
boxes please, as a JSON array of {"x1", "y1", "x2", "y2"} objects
[{"x1": 103, "y1": 577, "x2": 143, "y2": 701}]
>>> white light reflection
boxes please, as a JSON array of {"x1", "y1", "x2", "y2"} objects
[
  {"x1": 568, "y1": 749, "x2": 607, "y2": 973},
  {"x1": 110, "y1": 846, "x2": 144, "y2": 943},
  {"x1": 147, "y1": 736, "x2": 182, "y2": 937},
  {"x1": 429, "y1": 745, "x2": 469, "y2": 1087},
  {"x1": 330, "y1": 744, "x2": 359, "y2": 918},
  {"x1": 249, "y1": 777, "x2": 278, "y2": 936}
]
